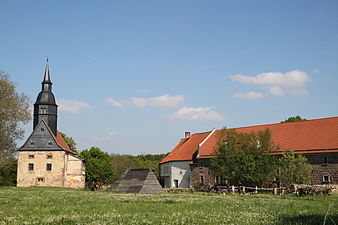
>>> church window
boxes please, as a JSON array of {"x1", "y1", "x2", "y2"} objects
[
  {"x1": 40, "y1": 107, "x2": 47, "y2": 114},
  {"x1": 46, "y1": 163, "x2": 52, "y2": 171},
  {"x1": 28, "y1": 163, "x2": 34, "y2": 171},
  {"x1": 37, "y1": 178, "x2": 44, "y2": 182},
  {"x1": 41, "y1": 128, "x2": 45, "y2": 132},
  {"x1": 47, "y1": 155, "x2": 52, "y2": 159},
  {"x1": 29, "y1": 155, "x2": 34, "y2": 159}
]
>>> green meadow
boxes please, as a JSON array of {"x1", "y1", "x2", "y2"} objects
[{"x1": 0, "y1": 187, "x2": 337, "y2": 225}]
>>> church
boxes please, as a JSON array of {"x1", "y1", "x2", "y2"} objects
[{"x1": 17, "y1": 63, "x2": 85, "y2": 188}]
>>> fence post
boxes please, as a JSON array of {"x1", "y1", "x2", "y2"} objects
[
  {"x1": 255, "y1": 186, "x2": 258, "y2": 194},
  {"x1": 232, "y1": 185, "x2": 235, "y2": 194},
  {"x1": 273, "y1": 187, "x2": 277, "y2": 195},
  {"x1": 243, "y1": 186, "x2": 245, "y2": 195}
]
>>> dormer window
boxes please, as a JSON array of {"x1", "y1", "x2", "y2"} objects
[
  {"x1": 41, "y1": 128, "x2": 45, "y2": 132},
  {"x1": 48, "y1": 142, "x2": 52, "y2": 146},
  {"x1": 30, "y1": 142, "x2": 35, "y2": 146}
]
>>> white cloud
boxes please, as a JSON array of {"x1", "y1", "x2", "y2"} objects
[
  {"x1": 131, "y1": 95, "x2": 184, "y2": 108},
  {"x1": 89, "y1": 132, "x2": 116, "y2": 141},
  {"x1": 104, "y1": 98, "x2": 123, "y2": 108},
  {"x1": 233, "y1": 92, "x2": 265, "y2": 99},
  {"x1": 231, "y1": 70, "x2": 310, "y2": 96},
  {"x1": 167, "y1": 107, "x2": 225, "y2": 121},
  {"x1": 58, "y1": 99, "x2": 91, "y2": 114}
]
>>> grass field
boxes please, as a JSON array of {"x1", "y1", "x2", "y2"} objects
[{"x1": 0, "y1": 187, "x2": 337, "y2": 225}]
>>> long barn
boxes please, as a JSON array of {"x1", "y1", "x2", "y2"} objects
[{"x1": 159, "y1": 117, "x2": 338, "y2": 189}]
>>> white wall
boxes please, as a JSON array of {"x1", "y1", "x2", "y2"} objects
[{"x1": 160, "y1": 161, "x2": 190, "y2": 188}]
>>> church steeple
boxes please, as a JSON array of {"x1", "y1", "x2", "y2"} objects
[
  {"x1": 41, "y1": 62, "x2": 52, "y2": 92},
  {"x1": 33, "y1": 61, "x2": 58, "y2": 136}
]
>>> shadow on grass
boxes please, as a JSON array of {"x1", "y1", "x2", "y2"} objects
[{"x1": 276, "y1": 214, "x2": 338, "y2": 225}]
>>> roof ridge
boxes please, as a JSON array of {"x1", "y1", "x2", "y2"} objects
[{"x1": 218, "y1": 116, "x2": 338, "y2": 131}]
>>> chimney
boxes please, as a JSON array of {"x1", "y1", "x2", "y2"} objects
[{"x1": 185, "y1": 131, "x2": 191, "y2": 139}]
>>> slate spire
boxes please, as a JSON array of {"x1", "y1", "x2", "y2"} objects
[
  {"x1": 42, "y1": 58, "x2": 52, "y2": 92},
  {"x1": 34, "y1": 60, "x2": 58, "y2": 136}
]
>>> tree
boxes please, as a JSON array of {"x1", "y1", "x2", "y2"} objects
[
  {"x1": 278, "y1": 151, "x2": 312, "y2": 186},
  {"x1": 110, "y1": 153, "x2": 168, "y2": 179},
  {"x1": 211, "y1": 128, "x2": 278, "y2": 186},
  {"x1": 80, "y1": 146, "x2": 116, "y2": 185},
  {"x1": 0, "y1": 71, "x2": 31, "y2": 186},
  {"x1": 0, "y1": 157, "x2": 17, "y2": 186},
  {"x1": 281, "y1": 116, "x2": 306, "y2": 123},
  {"x1": 60, "y1": 132, "x2": 77, "y2": 153},
  {"x1": 0, "y1": 71, "x2": 31, "y2": 157}
]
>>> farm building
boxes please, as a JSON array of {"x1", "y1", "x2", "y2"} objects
[
  {"x1": 17, "y1": 63, "x2": 85, "y2": 188},
  {"x1": 159, "y1": 117, "x2": 338, "y2": 188}
]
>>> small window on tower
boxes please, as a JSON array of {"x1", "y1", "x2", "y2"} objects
[
  {"x1": 40, "y1": 108, "x2": 47, "y2": 114},
  {"x1": 37, "y1": 178, "x2": 44, "y2": 182},
  {"x1": 48, "y1": 142, "x2": 52, "y2": 146},
  {"x1": 29, "y1": 155, "x2": 34, "y2": 159},
  {"x1": 30, "y1": 142, "x2": 35, "y2": 146},
  {"x1": 47, "y1": 155, "x2": 52, "y2": 159},
  {"x1": 41, "y1": 128, "x2": 45, "y2": 132},
  {"x1": 323, "y1": 157, "x2": 329, "y2": 165}
]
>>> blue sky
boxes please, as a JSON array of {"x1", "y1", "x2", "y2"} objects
[{"x1": 1, "y1": 0, "x2": 338, "y2": 155}]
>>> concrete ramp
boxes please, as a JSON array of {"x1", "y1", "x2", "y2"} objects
[{"x1": 110, "y1": 169, "x2": 163, "y2": 194}]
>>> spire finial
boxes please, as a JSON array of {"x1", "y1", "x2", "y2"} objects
[{"x1": 46, "y1": 57, "x2": 49, "y2": 64}]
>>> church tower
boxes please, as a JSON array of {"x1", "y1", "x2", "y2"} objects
[
  {"x1": 33, "y1": 62, "x2": 58, "y2": 136},
  {"x1": 17, "y1": 61, "x2": 85, "y2": 188}
]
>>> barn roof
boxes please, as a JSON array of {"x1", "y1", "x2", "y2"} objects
[
  {"x1": 160, "y1": 131, "x2": 211, "y2": 164},
  {"x1": 163, "y1": 116, "x2": 338, "y2": 162}
]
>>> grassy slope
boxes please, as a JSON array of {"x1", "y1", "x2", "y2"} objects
[{"x1": 0, "y1": 187, "x2": 337, "y2": 225}]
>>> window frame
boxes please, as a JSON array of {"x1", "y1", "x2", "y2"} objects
[
  {"x1": 46, "y1": 163, "x2": 52, "y2": 171},
  {"x1": 28, "y1": 163, "x2": 34, "y2": 171}
]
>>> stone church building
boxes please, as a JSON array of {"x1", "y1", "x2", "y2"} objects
[
  {"x1": 160, "y1": 117, "x2": 338, "y2": 189},
  {"x1": 17, "y1": 63, "x2": 85, "y2": 188}
]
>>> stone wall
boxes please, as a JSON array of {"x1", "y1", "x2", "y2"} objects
[
  {"x1": 190, "y1": 159, "x2": 216, "y2": 189},
  {"x1": 65, "y1": 154, "x2": 86, "y2": 188},
  {"x1": 189, "y1": 152, "x2": 338, "y2": 189},
  {"x1": 17, "y1": 151, "x2": 66, "y2": 187},
  {"x1": 304, "y1": 152, "x2": 338, "y2": 185},
  {"x1": 17, "y1": 151, "x2": 86, "y2": 188}
]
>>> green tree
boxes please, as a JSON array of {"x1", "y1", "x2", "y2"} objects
[
  {"x1": 110, "y1": 153, "x2": 168, "y2": 179},
  {"x1": 60, "y1": 132, "x2": 77, "y2": 153},
  {"x1": 0, "y1": 71, "x2": 31, "y2": 186},
  {"x1": 80, "y1": 146, "x2": 116, "y2": 184},
  {"x1": 281, "y1": 116, "x2": 306, "y2": 123},
  {"x1": 0, "y1": 157, "x2": 17, "y2": 186},
  {"x1": 0, "y1": 71, "x2": 31, "y2": 157},
  {"x1": 278, "y1": 151, "x2": 312, "y2": 185},
  {"x1": 211, "y1": 128, "x2": 278, "y2": 186}
]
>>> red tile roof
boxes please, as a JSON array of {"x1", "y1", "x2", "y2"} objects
[
  {"x1": 55, "y1": 131, "x2": 74, "y2": 154},
  {"x1": 165, "y1": 117, "x2": 338, "y2": 162},
  {"x1": 160, "y1": 131, "x2": 211, "y2": 164}
]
